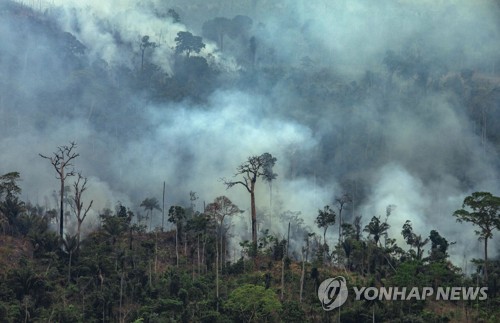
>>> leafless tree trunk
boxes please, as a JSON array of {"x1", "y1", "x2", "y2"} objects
[
  {"x1": 70, "y1": 174, "x2": 93, "y2": 250},
  {"x1": 216, "y1": 233, "x2": 219, "y2": 312},
  {"x1": 155, "y1": 231, "x2": 158, "y2": 275},
  {"x1": 175, "y1": 226, "x2": 179, "y2": 267},
  {"x1": 300, "y1": 236, "x2": 310, "y2": 303},
  {"x1": 119, "y1": 271, "x2": 124, "y2": 323},
  {"x1": 300, "y1": 248, "x2": 305, "y2": 303},
  {"x1": 484, "y1": 238, "x2": 488, "y2": 282},
  {"x1": 40, "y1": 142, "x2": 79, "y2": 238},
  {"x1": 250, "y1": 180, "x2": 257, "y2": 247},
  {"x1": 281, "y1": 248, "x2": 285, "y2": 301},
  {"x1": 336, "y1": 194, "x2": 351, "y2": 245},
  {"x1": 197, "y1": 234, "x2": 201, "y2": 275}
]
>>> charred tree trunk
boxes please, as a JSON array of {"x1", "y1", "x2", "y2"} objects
[
  {"x1": 59, "y1": 173, "x2": 64, "y2": 237},
  {"x1": 250, "y1": 181, "x2": 257, "y2": 248},
  {"x1": 484, "y1": 238, "x2": 488, "y2": 282}
]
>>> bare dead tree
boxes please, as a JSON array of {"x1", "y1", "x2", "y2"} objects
[
  {"x1": 40, "y1": 142, "x2": 79, "y2": 238},
  {"x1": 70, "y1": 173, "x2": 93, "y2": 249},
  {"x1": 222, "y1": 153, "x2": 276, "y2": 252},
  {"x1": 335, "y1": 193, "x2": 352, "y2": 244}
]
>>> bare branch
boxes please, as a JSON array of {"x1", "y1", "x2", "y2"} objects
[
  {"x1": 82, "y1": 200, "x2": 94, "y2": 223},
  {"x1": 221, "y1": 177, "x2": 251, "y2": 193}
]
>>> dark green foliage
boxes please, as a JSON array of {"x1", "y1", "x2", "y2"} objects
[
  {"x1": 428, "y1": 230, "x2": 450, "y2": 262},
  {"x1": 364, "y1": 215, "x2": 390, "y2": 245},
  {"x1": 453, "y1": 192, "x2": 500, "y2": 241},
  {"x1": 0, "y1": 172, "x2": 21, "y2": 200},
  {"x1": 401, "y1": 220, "x2": 429, "y2": 260},
  {"x1": 316, "y1": 205, "x2": 336, "y2": 245},
  {"x1": 280, "y1": 300, "x2": 306, "y2": 322},
  {"x1": 224, "y1": 284, "x2": 281, "y2": 322},
  {"x1": 175, "y1": 31, "x2": 205, "y2": 57},
  {"x1": 453, "y1": 192, "x2": 500, "y2": 281}
]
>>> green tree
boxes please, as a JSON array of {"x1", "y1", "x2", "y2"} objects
[
  {"x1": 174, "y1": 31, "x2": 205, "y2": 57},
  {"x1": 223, "y1": 153, "x2": 277, "y2": 254},
  {"x1": 0, "y1": 172, "x2": 21, "y2": 200},
  {"x1": 315, "y1": 205, "x2": 336, "y2": 246},
  {"x1": 0, "y1": 172, "x2": 25, "y2": 235},
  {"x1": 453, "y1": 192, "x2": 500, "y2": 281},
  {"x1": 428, "y1": 230, "x2": 449, "y2": 262},
  {"x1": 364, "y1": 216, "x2": 390, "y2": 246},
  {"x1": 225, "y1": 284, "x2": 281, "y2": 322},
  {"x1": 401, "y1": 220, "x2": 429, "y2": 260},
  {"x1": 168, "y1": 206, "x2": 186, "y2": 267}
]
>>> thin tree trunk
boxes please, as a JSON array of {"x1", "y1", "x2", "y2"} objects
[
  {"x1": 155, "y1": 231, "x2": 158, "y2": 275},
  {"x1": 197, "y1": 235, "x2": 200, "y2": 275},
  {"x1": 250, "y1": 186, "x2": 257, "y2": 247},
  {"x1": 77, "y1": 221, "x2": 82, "y2": 250},
  {"x1": 162, "y1": 182, "x2": 165, "y2": 231},
  {"x1": 300, "y1": 248, "x2": 305, "y2": 303},
  {"x1": 119, "y1": 271, "x2": 124, "y2": 323},
  {"x1": 202, "y1": 237, "x2": 206, "y2": 273},
  {"x1": 281, "y1": 246, "x2": 285, "y2": 301},
  {"x1": 192, "y1": 257, "x2": 195, "y2": 281},
  {"x1": 216, "y1": 235, "x2": 219, "y2": 312},
  {"x1": 484, "y1": 238, "x2": 488, "y2": 282},
  {"x1": 141, "y1": 49, "x2": 145, "y2": 70},
  {"x1": 59, "y1": 175, "x2": 64, "y2": 238},
  {"x1": 149, "y1": 211, "x2": 152, "y2": 231},
  {"x1": 176, "y1": 227, "x2": 179, "y2": 267},
  {"x1": 24, "y1": 298, "x2": 28, "y2": 323},
  {"x1": 220, "y1": 220, "x2": 224, "y2": 273},
  {"x1": 184, "y1": 233, "x2": 187, "y2": 256},
  {"x1": 149, "y1": 260, "x2": 152, "y2": 287},
  {"x1": 338, "y1": 207, "x2": 342, "y2": 245},
  {"x1": 250, "y1": 183, "x2": 257, "y2": 269},
  {"x1": 68, "y1": 251, "x2": 72, "y2": 284},
  {"x1": 287, "y1": 222, "x2": 290, "y2": 257}
]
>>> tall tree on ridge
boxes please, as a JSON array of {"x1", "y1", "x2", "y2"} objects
[
  {"x1": 223, "y1": 153, "x2": 276, "y2": 253},
  {"x1": 453, "y1": 192, "x2": 500, "y2": 281},
  {"x1": 40, "y1": 142, "x2": 79, "y2": 238},
  {"x1": 140, "y1": 197, "x2": 161, "y2": 231}
]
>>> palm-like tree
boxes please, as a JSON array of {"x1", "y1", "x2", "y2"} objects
[
  {"x1": 140, "y1": 197, "x2": 161, "y2": 231},
  {"x1": 364, "y1": 216, "x2": 390, "y2": 246},
  {"x1": 63, "y1": 234, "x2": 79, "y2": 284}
]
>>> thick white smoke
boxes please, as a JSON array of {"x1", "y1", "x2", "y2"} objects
[{"x1": 3, "y1": 0, "x2": 500, "y2": 264}]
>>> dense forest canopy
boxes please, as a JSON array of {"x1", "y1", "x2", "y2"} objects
[{"x1": 1, "y1": 0, "x2": 500, "y2": 321}]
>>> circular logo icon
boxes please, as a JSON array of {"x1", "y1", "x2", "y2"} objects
[{"x1": 318, "y1": 276, "x2": 348, "y2": 311}]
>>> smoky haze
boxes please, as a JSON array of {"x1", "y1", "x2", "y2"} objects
[{"x1": 1, "y1": 0, "x2": 499, "y2": 265}]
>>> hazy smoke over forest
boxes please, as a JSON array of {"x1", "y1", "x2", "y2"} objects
[{"x1": 1, "y1": 0, "x2": 500, "y2": 265}]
